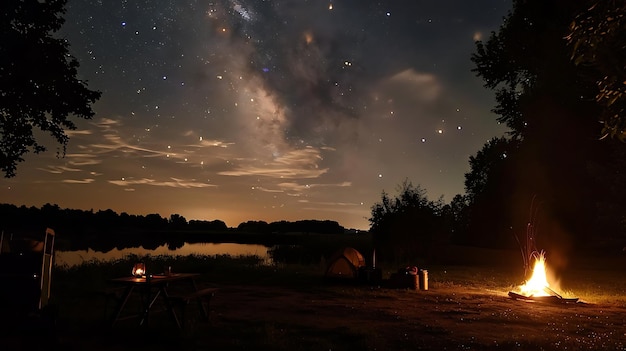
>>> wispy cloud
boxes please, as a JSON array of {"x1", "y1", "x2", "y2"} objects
[
  {"x1": 108, "y1": 177, "x2": 216, "y2": 188},
  {"x1": 276, "y1": 181, "x2": 351, "y2": 192},
  {"x1": 38, "y1": 165, "x2": 83, "y2": 174},
  {"x1": 219, "y1": 147, "x2": 328, "y2": 178},
  {"x1": 62, "y1": 178, "x2": 96, "y2": 184},
  {"x1": 66, "y1": 129, "x2": 93, "y2": 136}
]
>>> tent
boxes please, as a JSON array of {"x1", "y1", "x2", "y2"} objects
[{"x1": 325, "y1": 247, "x2": 366, "y2": 279}]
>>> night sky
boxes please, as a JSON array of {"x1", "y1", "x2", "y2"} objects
[{"x1": 1, "y1": 0, "x2": 511, "y2": 229}]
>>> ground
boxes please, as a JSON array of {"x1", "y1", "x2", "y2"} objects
[
  {"x1": 199, "y1": 282, "x2": 626, "y2": 350},
  {"x1": 6, "y1": 266, "x2": 626, "y2": 351},
  {"x1": 3, "y1": 247, "x2": 626, "y2": 351}
]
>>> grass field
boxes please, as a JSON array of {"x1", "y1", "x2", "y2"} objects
[{"x1": 4, "y1": 245, "x2": 626, "y2": 350}]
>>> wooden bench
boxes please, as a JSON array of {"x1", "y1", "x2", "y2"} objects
[{"x1": 168, "y1": 287, "x2": 218, "y2": 327}]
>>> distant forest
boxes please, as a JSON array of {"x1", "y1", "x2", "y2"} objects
[{"x1": 0, "y1": 203, "x2": 355, "y2": 252}]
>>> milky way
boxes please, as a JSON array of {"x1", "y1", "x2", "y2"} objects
[{"x1": 1, "y1": 0, "x2": 511, "y2": 229}]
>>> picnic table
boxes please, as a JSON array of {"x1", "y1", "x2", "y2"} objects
[{"x1": 106, "y1": 272, "x2": 218, "y2": 329}]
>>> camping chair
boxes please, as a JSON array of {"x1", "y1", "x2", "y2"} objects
[{"x1": 0, "y1": 228, "x2": 56, "y2": 317}]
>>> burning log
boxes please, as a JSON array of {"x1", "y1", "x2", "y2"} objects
[{"x1": 508, "y1": 291, "x2": 579, "y2": 303}]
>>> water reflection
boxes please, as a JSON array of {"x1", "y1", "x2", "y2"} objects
[{"x1": 55, "y1": 242, "x2": 270, "y2": 267}]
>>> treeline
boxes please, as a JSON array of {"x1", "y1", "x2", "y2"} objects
[
  {"x1": 0, "y1": 203, "x2": 349, "y2": 252},
  {"x1": 236, "y1": 220, "x2": 349, "y2": 235},
  {"x1": 0, "y1": 203, "x2": 224, "y2": 235}
]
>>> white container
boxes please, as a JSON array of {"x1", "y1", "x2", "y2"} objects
[{"x1": 419, "y1": 269, "x2": 428, "y2": 290}]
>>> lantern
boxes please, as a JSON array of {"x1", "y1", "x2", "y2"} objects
[{"x1": 132, "y1": 262, "x2": 146, "y2": 277}]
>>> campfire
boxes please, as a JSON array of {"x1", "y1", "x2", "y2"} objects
[
  {"x1": 509, "y1": 200, "x2": 578, "y2": 303},
  {"x1": 508, "y1": 251, "x2": 578, "y2": 303}
]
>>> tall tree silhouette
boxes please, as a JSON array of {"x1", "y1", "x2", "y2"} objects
[
  {"x1": 369, "y1": 180, "x2": 449, "y2": 262},
  {"x1": 567, "y1": 1, "x2": 626, "y2": 140},
  {"x1": 0, "y1": 0, "x2": 101, "y2": 177},
  {"x1": 470, "y1": 0, "x2": 620, "y2": 249},
  {"x1": 463, "y1": 137, "x2": 520, "y2": 247}
]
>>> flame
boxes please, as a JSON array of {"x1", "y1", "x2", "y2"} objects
[
  {"x1": 518, "y1": 252, "x2": 550, "y2": 297},
  {"x1": 132, "y1": 263, "x2": 146, "y2": 277}
]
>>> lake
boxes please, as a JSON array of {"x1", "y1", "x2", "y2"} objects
[{"x1": 55, "y1": 242, "x2": 271, "y2": 267}]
